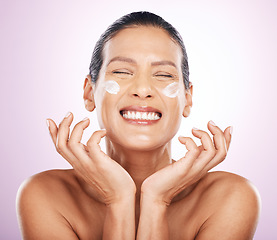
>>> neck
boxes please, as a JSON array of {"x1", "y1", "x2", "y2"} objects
[
  {"x1": 105, "y1": 138, "x2": 172, "y2": 193},
  {"x1": 105, "y1": 138, "x2": 173, "y2": 226}
]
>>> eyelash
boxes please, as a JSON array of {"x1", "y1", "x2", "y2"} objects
[
  {"x1": 112, "y1": 71, "x2": 174, "y2": 79},
  {"x1": 155, "y1": 74, "x2": 173, "y2": 78},
  {"x1": 112, "y1": 70, "x2": 132, "y2": 75}
]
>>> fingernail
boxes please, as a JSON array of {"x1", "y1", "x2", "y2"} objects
[
  {"x1": 46, "y1": 119, "x2": 50, "y2": 128},
  {"x1": 65, "y1": 112, "x2": 71, "y2": 118},
  {"x1": 82, "y1": 117, "x2": 89, "y2": 121},
  {"x1": 192, "y1": 127, "x2": 199, "y2": 131},
  {"x1": 209, "y1": 120, "x2": 216, "y2": 126},
  {"x1": 229, "y1": 126, "x2": 233, "y2": 135}
]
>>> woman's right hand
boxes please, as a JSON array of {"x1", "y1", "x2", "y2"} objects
[{"x1": 46, "y1": 112, "x2": 136, "y2": 205}]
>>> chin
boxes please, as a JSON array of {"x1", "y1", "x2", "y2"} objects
[{"x1": 108, "y1": 131, "x2": 173, "y2": 152}]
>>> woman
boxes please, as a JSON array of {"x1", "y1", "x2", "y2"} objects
[{"x1": 17, "y1": 11, "x2": 260, "y2": 239}]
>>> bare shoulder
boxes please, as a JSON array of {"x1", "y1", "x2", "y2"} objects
[
  {"x1": 17, "y1": 169, "x2": 77, "y2": 204},
  {"x1": 199, "y1": 171, "x2": 261, "y2": 205},
  {"x1": 194, "y1": 171, "x2": 261, "y2": 239},
  {"x1": 16, "y1": 169, "x2": 94, "y2": 239},
  {"x1": 16, "y1": 169, "x2": 80, "y2": 221}
]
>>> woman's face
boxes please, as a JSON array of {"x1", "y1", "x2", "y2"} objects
[{"x1": 93, "y1": 26, "x2": 191, "y2": 150}]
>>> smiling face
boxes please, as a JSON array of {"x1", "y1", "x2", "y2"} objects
[{"x1": 90, "y1": 26, "x2": 192, "y2": 151}]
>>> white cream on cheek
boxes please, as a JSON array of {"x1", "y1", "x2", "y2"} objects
[
  {"x1": 162, "y1": 82, "x2": 179, "y2": 98},
  {"x1": 103, "y1": 80, "x2": 179, "y2": 97},
  {"x1": 104, "y1": 80, "x2": 120, "y2": 94}
]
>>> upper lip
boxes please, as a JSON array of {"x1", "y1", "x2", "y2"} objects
[{"x1": 119, "y1": 105, "x2": 162, "y2": 117}]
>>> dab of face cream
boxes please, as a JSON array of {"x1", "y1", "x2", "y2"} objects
[
  {"x1": 104, "y1": 80, "x2": 120, "y2": 94},
  {"x1": 162, "y1": 82, "x2": 179, "y2": 98}
]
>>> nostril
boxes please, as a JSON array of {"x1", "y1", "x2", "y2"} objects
[{"x1": 132, "y1": 92, "x2": 152, "y2": 98}]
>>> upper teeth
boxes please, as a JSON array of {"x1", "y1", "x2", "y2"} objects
[{"x1": 122, "y1": 111, "x2": 161, "y2": 120}]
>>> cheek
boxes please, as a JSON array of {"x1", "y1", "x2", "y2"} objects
[
  {"x1": 97, "y1": 96, "x2": 116, "y2": 129},
  {"x1": 159, "y1": 82, "x2": 186, "y2": 114},
  {"x1": 94, "y1": 84, "x2": 120, "y2": 128},
  {"x1": 162, "y1": 82, "x2": 179, "y2": 98},
  {"x1": 104, "y1": 80, "x2": 120, "y2": 94}
]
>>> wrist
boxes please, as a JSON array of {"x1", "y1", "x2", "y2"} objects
[
  {"x1": 141, "y1": 191, "x2": 170, "y2": 208},
  {"x1": 140, "y1": 193, "x2": 168, "y2": 220},
  {"x1": 137, "y1": 193, "x2": 169, "y2": 239},
  {"x1": 103, "y1": 195, "x2": 136, "y2": 240},
  {"x1": 107, "y1": 194, "x2": 136, "y2": 208}
]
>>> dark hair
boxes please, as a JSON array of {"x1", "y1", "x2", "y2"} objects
[{"x1": 89, "y1": 11, "x2": 190, "y2": 89}]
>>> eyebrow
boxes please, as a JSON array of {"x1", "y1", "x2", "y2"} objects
[
  {"x1": 107, "y1": 56, "x2": 177, "y2": 68},
  {"x1": 151, "y1": 60, "x2": 177, "y2": 68},
  {"x1": 107, "y1": 56, "x2": 137, "y2": 66}
]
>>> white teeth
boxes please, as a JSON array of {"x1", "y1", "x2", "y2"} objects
[
  {"x1": 122, "y1": 111, "x2": 161, "y2": 120},
  {"x1": 142, "y1": 112, "x2": 147, "y2": 119},
  {"x1": 136, "y1": 112, "x2": 141, "y2": 120}
]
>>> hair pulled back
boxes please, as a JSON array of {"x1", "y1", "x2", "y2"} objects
[{"x1": 89, "y1": 11, "x2": 190, "y2": 89}]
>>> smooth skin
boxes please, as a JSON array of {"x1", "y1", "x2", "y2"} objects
[{"x1": 17, "y1": 26, "x2": 260, "y2": 240}]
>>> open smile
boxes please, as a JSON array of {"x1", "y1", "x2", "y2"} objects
[{"x1": 119, "y1": 106, "x2": 162, "y2": 125}]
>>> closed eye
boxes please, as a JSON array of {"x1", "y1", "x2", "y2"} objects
[
  {"x1": 112, "y1": 70, "x2": 133, "y2": 75},
  {"x1": 155, "y1": 74, "x2": 173, "y2": 78},
  {"x1": 154, "y1": 72, "x2": 176, "y2": 80}
]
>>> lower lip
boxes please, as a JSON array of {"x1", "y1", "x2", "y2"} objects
[{"x1": 121, "y1": 116, "x2": 160, "y2": 125}]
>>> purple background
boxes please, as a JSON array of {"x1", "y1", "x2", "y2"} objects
[{"x1": 1, "y1": 0, "x2": 276, "y2": 239}]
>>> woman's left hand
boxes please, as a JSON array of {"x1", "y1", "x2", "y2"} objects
[{"x1": 141, "y1": 121, "x2": 232, "y2": 206}]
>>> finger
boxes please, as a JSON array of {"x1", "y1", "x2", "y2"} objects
[
  {"x1": 69, "y1": 128, "x2": 106, "y2": 163},
  {"x1": 87, "y1": 129, "x2": 108, "y2": 160},
  {"x1": 55, "y1": 112, "x2": 81, "y2": 164},
  {"x1": 223, "y1": 126, "x2": 233, "y2": 150},
  {"x1": 67, "y1": 117, "x2": 91, "y2": 162},
  {"x1": 207, "y1": 121, "x2": 227, "y2": 153},
  {"x1": 191, "y1": 128, "x2": 215, "y2": 152},
  {"x1": 173, "y1": 137, "x2": 201, "y2": 175},
  {"x1": 178, "y1": 136, "x2": 198, "y2": 151},
  {"x1": 87, "y1": 129, "x2": 107, "y2": 149},
  {"x1": 47, "y1": 114, "x2": 79, "y2": 166},
  {"x1": 47, "y1": 118, "x2": 58, "y2": 146},
  {"x1": 204, "y1": 121, "x2": 228, "y2": 170},
  {"x1": 69, "y1": 117, "x2": 90, "y2": 145},
  {"x1": 178, "y1": 136, "x2": 200, "y2": 161},
  {"x1": 191, "y1": 128, "x2": 217, "y2": 170},
  {"x1": 56, "y1": 112, "x2": 74, "y2": 152},
  {"x1": 73, "y1": 129, "x2": 107, "y2": 166}
]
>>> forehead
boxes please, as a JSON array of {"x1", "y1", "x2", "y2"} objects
[{"x1": 102, "y1": 26, "x2": 183, "y2": 66}]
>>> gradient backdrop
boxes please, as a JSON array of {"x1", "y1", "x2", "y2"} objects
[{"x1": 1, "y1": 0, "x2": 276, "y2": 239}]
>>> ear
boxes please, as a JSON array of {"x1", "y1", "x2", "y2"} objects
[
  {"x1": 83, "y1": 75, "x2": 95, "y2": 112},
  {"x1": 183, "y1": 82, "x2": 193, "y2": 118}
]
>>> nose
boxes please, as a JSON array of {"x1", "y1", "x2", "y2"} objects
[{"x1": 130, "y1": 75, "x2": 153, "y2": 99}]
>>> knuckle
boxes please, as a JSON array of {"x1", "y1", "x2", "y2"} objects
[
  {"x1": 218, "y1": 149, "x2": 227, "y2": 159},
  {"x1": 87, "y1": 140, "x2": 94, "y2": 149},
  {"x1": 67, "y1": 140, "x2": 74, "y2": 149},
  {"x1": 191, "y1": 147, "x2": 200, "y2": 155},
  {"x1": 67, "y1": 140, "x2": 77, "y2": 151},
  {"x1": 56, "y1": 142, "x2": 64, "y2": 151},
  {"x1": 55, "y1": 144, "x2": 62, "y2": 154},
  {"x1": 222, "y1": 150, "x2": 227, "y2": 158},
  {"x1": 81, "y1": 160, "x2": 95, "y2": 173},
  {"x1": 208, "y1": 148, "x2": 216, "y2": 158}
]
